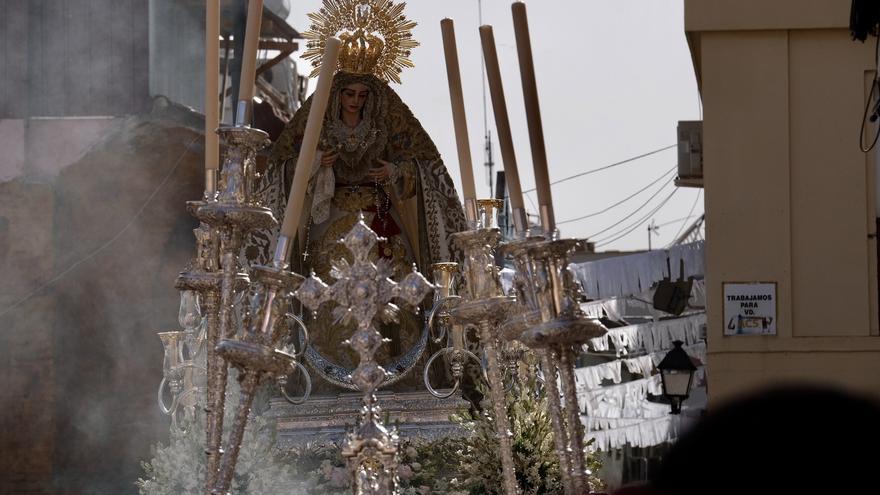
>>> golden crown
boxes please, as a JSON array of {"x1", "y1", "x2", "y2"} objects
[{"x1": 302, "y1": 0, "x2": 419, "y2": 84}]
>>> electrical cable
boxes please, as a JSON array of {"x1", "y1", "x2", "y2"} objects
[
  {"x1": 522, "y1": 144, "x2": 676, "y2": 192},
  {"x1": 594, "y1": 188, "x2": 679, "y2": 245},
  {"x1": 595, "y1": 188, "x2": 680, "y2": 247},
  {"x1": 860, "y1": 35, "x2": 880, "y2": 152},
  {"x1": 557, "y1": 166, "x2": 675, "y2": 225},
  {"x1": 593, "y1": 186, "x2": 678, "y2": 246},
  {"x1": 0, "y1": 136, "x2": 199, "y2": 319},
  {"x1": 655, "y1": 214, "x2": 699, "y2": 228},
  {"x1": 586, "y1": 179, "x2": 673, "y2": 239},
  {"x1": 666, "y1": 190, "x2": 702, "y2": 247},
  {"x1": 522, "y1": 190, "x2": 539, "y2": 220}
]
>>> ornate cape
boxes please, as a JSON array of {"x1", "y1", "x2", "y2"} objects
[{"x1": 245, "y1": 71, "x2": 466, "y2": 273}]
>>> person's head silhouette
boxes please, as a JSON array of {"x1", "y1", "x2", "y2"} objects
[{"x1": 648, "y1": 383, "x2": 880, "y2": 495}]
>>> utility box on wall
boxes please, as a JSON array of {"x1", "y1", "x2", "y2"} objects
[{"x1": 676, "y1": 120, "x2": 703, "y2": 187}]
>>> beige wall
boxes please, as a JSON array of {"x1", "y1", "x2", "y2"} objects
[{"x1": 686, "y1": 0, "x2": 880, "y2": 404}]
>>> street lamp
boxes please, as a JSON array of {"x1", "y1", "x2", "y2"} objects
[{"x1": 657, "y1": 340, "x2": 698, "y2": 414}]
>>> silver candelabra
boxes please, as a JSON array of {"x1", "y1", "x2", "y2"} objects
[
  {"x1": 501, "y1": 235, "x2": 605, "y2": 495},
  {"x1": 172, "y1": 110, "x2": 316, "y2": 494},
  {"x1": 197, "y1": 121, "x2": 277, "y2": 494},
  {"x1": 211, "y1": 258, "x2": 305, "y2": 494},
  {"x1": 446, "y1": 198, "x2": 520, "y2": 495}
]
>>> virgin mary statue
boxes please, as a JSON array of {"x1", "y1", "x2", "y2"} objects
[{"x1": 246, "y1": 0, "x2": 467, "y2": 391}]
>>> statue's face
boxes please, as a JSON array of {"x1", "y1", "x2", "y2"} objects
[{"x1": 340, "y1": 83, "x2": 370, "y2": 116}]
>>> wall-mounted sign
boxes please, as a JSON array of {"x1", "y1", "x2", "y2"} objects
[{"x1": 723, "y1": 282, "x2": 776, "y2": 336}]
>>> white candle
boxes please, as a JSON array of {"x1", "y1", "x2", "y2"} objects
[
  {"x1": 205, "y1": 0, "x2": 220, "y2": 179},
  {"x1": 440, "y1": 19, "x2": 477, "y2": 217},
  {"x1": 479, "y1": 25, "x2": 524, "y2": 213},
  {"x1": 280, "y1": 38, "x2": 342, "y2": 238},
  {"x1": 512, "y1": 1, "x2": 555, "y2": 233},
  {"x1": 237, "y1": 0, "x2": 264, "y2": 123}
]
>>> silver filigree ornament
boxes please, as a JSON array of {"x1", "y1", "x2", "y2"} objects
[
  {"x1": 422, "y1": 262, "x2": 482, "y2": 400},
  {"x1": 293, "y1": 213, "x2": 434, "y2": 495}
]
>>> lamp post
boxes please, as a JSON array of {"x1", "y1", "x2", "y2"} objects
[{"x1": 657, "y1": 340, "x2": 698, "y2": 414}]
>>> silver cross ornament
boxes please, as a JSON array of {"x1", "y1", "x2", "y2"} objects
[{"x1": 293, "y1": 213, "x2": 434, "y2": 494}]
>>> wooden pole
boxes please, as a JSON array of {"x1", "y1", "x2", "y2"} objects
[
  {"x1": 441, "y1": 18, "x2": 478, "y2": 223},
  {"x1": 512, "y1": 1, "x2": 555, "y2": 233},
  {"x1": 479, "y1": 25, "x2": 525, "y2": 215}
]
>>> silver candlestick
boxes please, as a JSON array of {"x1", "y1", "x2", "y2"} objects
[
  {"x1": 194, "y1": 119, "x2": 276, "y2": 493},
  {"x1": 158, "y1": 290, "x2": 207, "y2": 426},
  {"x1": 448, "y1": 198, "x2": 520, "y2": 495},
  {"x1": 175, "y1": 176, "x2": 230, "y2": 488},
  {"x1": 209, "y1": 257, "x2": 305, "y2": 494},
  {"x1": 501, "y1": 237, "x2": 605, "y2": 495},
  {"x1": 294, "y1": 215, "x2": 435, "y2": 495},
  {"x1": 157, "y1": 331, "x2": 185, "y2": 415}
]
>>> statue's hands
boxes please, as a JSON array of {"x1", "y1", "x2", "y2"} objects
[
  {"x1": 368, "y1": 159, "x2": 394, "y2": 181},
  {"x1": 321, "y1": 151, "x2": 338, "y2": 167}
]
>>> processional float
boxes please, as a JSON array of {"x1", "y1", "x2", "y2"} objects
[{"x1": 157, "y1": 1, "x2": 605, "y2": 494}]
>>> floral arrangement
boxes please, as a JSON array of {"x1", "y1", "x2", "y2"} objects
[
  {"x1": 287, "y1": 437, "x2": 465, "y2": 494},
  {"x1": 139, "y1": 370, "x2": 604, "y2": 494},
  {"x1": 288, "y1": 372, "x2": 604, "y2": 494}
]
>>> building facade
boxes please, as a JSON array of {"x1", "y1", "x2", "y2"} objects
[{"x1": 685, "y1": 0, "x2": 880, "y2": 403}]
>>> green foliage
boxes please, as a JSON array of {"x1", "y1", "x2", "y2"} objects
[
  {"x1": 397, "y1": 437, "x2": 468, "y2": 494},
  {"x1": 136, "y1": 374, "x2": 300, "y2": 494},
  {"x1": 454, "y1": 388, "x2": 563, "y2": 493},
  {"x1": 451, "y1": 373, "x2": 603, "y2": 495}
]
